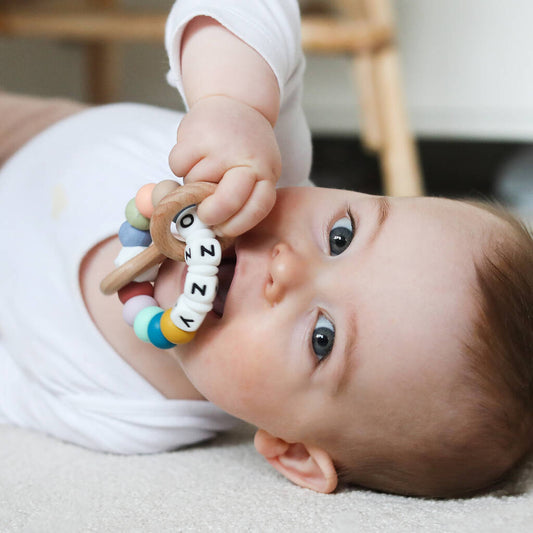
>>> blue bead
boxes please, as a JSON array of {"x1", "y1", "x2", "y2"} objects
[
  {"x1": 118, "y1": 221, "x2": 152, "y2": 247},
  {"x1": 147, "y1": 311, "x2": 176, "y2": 349}
]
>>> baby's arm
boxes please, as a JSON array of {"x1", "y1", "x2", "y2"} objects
[{"x1": 168, "y1": 17, "x2": 282, "y2": 237}]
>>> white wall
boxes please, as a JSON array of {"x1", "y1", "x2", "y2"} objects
[{"x1": 2, "y1": 0, "x2": 533, "y2": 140}]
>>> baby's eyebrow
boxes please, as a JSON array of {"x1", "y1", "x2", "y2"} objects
[
  {"x1": 333, "y1": 196, "x2": 392, "y2": 395},
  {"x1": 368, "y1": 196, "x2": 391, "y2": 247}
]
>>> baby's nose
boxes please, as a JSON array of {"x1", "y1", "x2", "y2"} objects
[{"x1": 264, "y1": 242, "x2": 308, "y2": 304}]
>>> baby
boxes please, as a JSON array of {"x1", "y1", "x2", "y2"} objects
[{"x1": 1, "y1": 0, "x2": 532, "y2": 499}]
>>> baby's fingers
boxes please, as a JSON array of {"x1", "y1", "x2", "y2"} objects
[
  {"x1": 168, "y1": 140, "x2": 204, "y2": 179},
  {"x1": 197, "y1": 167, "x2": 255, "y2": 226},
  {"x1": 216, "y1": 180, "x2": 276, "y2": 237}
]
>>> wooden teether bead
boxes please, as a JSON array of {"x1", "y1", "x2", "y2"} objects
[
  {"x1": 151, "y1": 179, "x2": 179, "y2": 207},
  {"x1": 125, "y1": 198, "x2": 150, "y2": 231},
  {"x1": 135, "y1": 183, "x2": 156, "y2": 219},
  {"x1": 160, "y1": 309, "x2": 196, "y2": 344},
  {"x1": 114, "y1": 246, "x2": 159, "y2": 282},
  {"x1": 118, "y1": 221, "x2": 152, "y2": 247},
  {"x1": 117, "y1": 281, "x2": 154, "y2": 304}
]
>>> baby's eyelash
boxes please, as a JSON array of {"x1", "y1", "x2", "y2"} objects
[
  {"x1": 311, "y1": 313, "x2": 335, "y2": 364},
  {"x1": 324, "y1": 207, "x2": 356, "y2": 245}
]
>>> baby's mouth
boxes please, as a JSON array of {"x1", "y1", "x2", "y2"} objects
[{"x1": 212, "y1": 247, "x2": 236, "y2": 318}]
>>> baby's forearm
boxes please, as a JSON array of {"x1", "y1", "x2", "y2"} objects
[{"x1": 180, "y1": 16, "x2": 280, "y2": 127}]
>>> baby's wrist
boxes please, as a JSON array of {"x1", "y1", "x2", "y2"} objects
[{"x1": 189, "y1": 93, "x2": 277, "y2": 128}]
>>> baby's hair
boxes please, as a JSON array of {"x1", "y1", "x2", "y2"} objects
[
  {"x1": 336, "y1": 198, "x2": 533, "y2": 498},
  {"x1": 459, "y1": 199, "x2": 533, "y2": 488}
]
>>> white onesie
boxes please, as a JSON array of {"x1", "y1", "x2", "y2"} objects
[{"x1": 0, "y1": 0, "x2": 312, "y2": 453}]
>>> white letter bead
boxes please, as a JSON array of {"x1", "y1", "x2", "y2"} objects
[
  {"x1": 184, "y1": 272, "x2": 218, "y2": 304},
  {"x1": 187, "y1": 228, "x2": 215, "y2": 241},
  {"x1": 170, "y1": 295, "x2": 207, "y2": 332},
  {"x1": 183, "y1": 296, "x2": 212, "y2": 314},
  {"x1": 184, "y1": 238, "x2": 221, "y2": 267},
  {"x1": 187, "y1": 264, "x2": 218, "y2": 277},
  {"x1": 174, "y1": 205, "x2": 208, "y2": 240}
]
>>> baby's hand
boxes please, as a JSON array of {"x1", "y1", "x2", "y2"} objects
[{"x1": 169, "y1": 95, "x2": 282, "y2": 237}]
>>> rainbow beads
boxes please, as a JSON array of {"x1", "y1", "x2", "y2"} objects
[{"x1": 115, "y1": 181, "x2": 221, "y2": 349}]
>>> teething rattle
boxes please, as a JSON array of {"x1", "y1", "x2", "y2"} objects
[{"x1": 100, "y1": 180, "x2": 233, "y2": 348}]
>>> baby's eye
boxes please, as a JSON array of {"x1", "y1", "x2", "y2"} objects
[
  {"x1": 329, "y1": 215, "x2": 354, "y2": 256},
  {"x1": 312, "y1": 315, "x2": 335, "y2": 362}
]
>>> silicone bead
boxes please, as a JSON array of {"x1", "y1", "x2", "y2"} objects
[
  {"x1": 123, "y1": 294, "x2": 158, "y2": 326},
  {"x1": 114, "y1": 245, "x2": 146, "y2": 267},
  {"x1": 118, "y1": 281, "x2": 154, "y2": 304},
  {"x1": 152, "y1": 179, "x2": 179, "y2": 207},
  {"x1": 174, "y1": 205, "x2": 208, "y2": 240},
  {"x1": 134, "y1": 305, "x2": 163, "y2": 342},
  {"x1": 135, "y1": 183, "x2": 156, "y2": 219},
  {"x1": 160, "y1": 309, "x2": 196, "y2": 344},
  {"x1": 170, "y1": 295, "x2": 207, "y2": 332},
  {"x1": 147, "y1": 311, "x2": 176, "y2": 349},
  {"x1": 114, "y1": 246, "x2": 159, "y2": 282},
  {"x1": 125, "y1": 198, "x2": 150, "y2": 231},
  {"x1": 118, "y1": 221, "x2": 152, "y2": 247},
  {"x1": 184, "y1": 272, "x2": 218, "y2": 305},
  {"x1": 134, "y1": 266, "x2": 159, "y2": 283}
]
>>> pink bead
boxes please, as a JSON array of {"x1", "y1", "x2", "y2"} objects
[
  {"x1": 122, "y1": 294, "x2": 158, "y2": 326},
  {"x1": 135, "y1": 183, "x2": 156, "y2": 219}
]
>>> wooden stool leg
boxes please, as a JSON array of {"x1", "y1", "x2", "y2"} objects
[
  {"x1": 86, "y1": 0, "x2": 120, "y2": 103},
  {"x1": 361, "y1": 0, "x2": 424, "y2": 197},
  {"x1": 86, "y1": 42, "x2": 120, "y2": 103},
  {"x1": 372, "y1": 45, "x2": 424, "y2": 196},
  {"x1": 352, "y1": 52, "x2": 382, "y2": 151}
]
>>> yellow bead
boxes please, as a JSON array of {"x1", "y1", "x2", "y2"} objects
[{"x1": 160, "y1": 308, "x2": 196, "y2": 344}]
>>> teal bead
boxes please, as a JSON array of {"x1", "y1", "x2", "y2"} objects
[
  {"x1": 125, "y1": 198, "x2": 150, "y2": 231},
  {"x1": 147, "y1": 311, "x2": 176, "y2": 350},
  {"x1": 133, "y1": 306, "x2": 163, "y2": 342}
]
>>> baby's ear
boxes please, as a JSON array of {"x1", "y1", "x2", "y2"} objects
[{"x1": 254, "y1": 429, "x2": 337, "y2": 493}]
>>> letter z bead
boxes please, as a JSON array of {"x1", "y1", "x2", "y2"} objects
[
  {"x1": 184, "y1": 238, "x2": 222, "y2": 267},
  {"x1": 184, "y1": 272, "x2": 218, "y2": 304}
]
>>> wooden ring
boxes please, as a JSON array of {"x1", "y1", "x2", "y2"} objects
[
  {"x1": 150, "y1": 182, "x2": 234, "y2": 261},
  {"x1": 100, "y1": 181, "x2": 234, "y2": 295}
]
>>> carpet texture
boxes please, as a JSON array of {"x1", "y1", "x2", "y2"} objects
[{"x1": 1, "y1": 423, "x2": 532, "y2": 532}]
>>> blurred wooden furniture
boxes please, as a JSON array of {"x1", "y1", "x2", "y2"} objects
[{"x1": 0, "y1": 0, "x2": 423, "y2": 196}]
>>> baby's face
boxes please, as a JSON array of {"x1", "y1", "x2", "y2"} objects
[{"x1": 163, "y1": 187, "x2": 486, "y2": 450}]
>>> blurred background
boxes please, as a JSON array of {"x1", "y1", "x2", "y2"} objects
[{"x1": 1, "y1": 0, "x2": 532, "y2": 220}]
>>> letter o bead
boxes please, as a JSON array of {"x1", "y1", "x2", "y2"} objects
[
  {"x1": 174, "y1": 205, "x2": 208, "y2": 240},
  {"x1": 160, "y1": 309, "x2": 196, "y2": 344}
]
